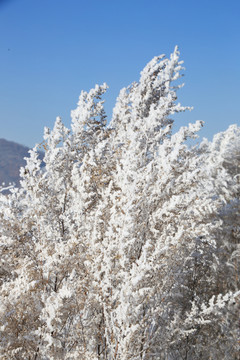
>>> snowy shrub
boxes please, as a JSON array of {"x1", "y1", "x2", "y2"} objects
[{"x1": 0, "y1": 47, "x2": 239, "y2": 359}]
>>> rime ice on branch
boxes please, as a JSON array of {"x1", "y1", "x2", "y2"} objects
[{"x1": 0, "y1": 48, "x2": 239, "y2": 360}]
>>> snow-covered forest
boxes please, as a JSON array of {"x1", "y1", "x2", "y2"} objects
[{"x1": 0, "y1": 47, "x2": 239, "y2": 359}]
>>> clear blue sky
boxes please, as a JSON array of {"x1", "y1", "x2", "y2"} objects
[{"x1": 0, "y1": 0, "x2": 239, "y2": 147}]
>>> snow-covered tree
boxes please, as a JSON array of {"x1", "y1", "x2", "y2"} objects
[{"x1": 0, "y1": 47, "x2": 239, "y2": 359}]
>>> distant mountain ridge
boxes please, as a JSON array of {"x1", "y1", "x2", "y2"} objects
[{"x1": 0, "y1": 138, "x2": 43, "y2": 188}]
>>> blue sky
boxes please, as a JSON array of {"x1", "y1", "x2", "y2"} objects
[{"x1": 0, "y1": 0, "x2": 239, "y2": 147}]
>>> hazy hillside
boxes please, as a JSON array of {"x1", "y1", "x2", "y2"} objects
[{"x1": 0, "y1": 138, "x2": 43, "y2": 188}]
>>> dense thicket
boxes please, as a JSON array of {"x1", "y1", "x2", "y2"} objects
[{"x1": 0, "y1": 47, "x2": 239, "y2": 360}]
